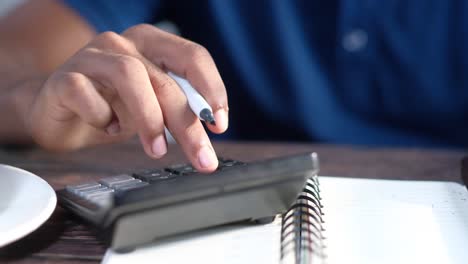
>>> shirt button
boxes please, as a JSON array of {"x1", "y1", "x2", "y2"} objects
[{"x1": 342, "y1": 29, "x2": 368, "y2": 52}]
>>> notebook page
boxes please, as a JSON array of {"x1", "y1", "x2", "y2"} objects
[
  {"x1": 101, "y1": 218, "x2": 282, "y2": 264},
  {"x1": 102, "y1": 177, "x2": 468, "y2": 264},
  {"x1": 320, "y1": 177, "x2": 468, "y2": 264}
]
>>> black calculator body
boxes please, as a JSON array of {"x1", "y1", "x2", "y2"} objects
[{"x1": 57, "y1": 153, "x2": 319, "y2": 251}]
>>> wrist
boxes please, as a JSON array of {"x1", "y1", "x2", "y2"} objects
[{"x1": 1, "y1": 77, "x2": 46, "y2": 145}]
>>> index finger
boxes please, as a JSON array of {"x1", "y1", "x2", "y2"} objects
[{"x1": 122, "y1": 24, "x2": 229, "y2": 133}]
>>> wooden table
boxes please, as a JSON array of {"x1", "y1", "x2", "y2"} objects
[{"x1": 0, "y1": 140, "x2": 466, "y2": 264}]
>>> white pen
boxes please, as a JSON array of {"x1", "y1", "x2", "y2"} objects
[{"x1": 168, "y1": 72, "x2": 216, "y2": 125}]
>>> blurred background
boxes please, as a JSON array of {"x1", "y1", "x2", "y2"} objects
[
  {"x1": 1, "y1": 1, "x2": 466, "y2": 149},
  {"x1": 0, "y1": 0, "x2": 23, "y2": 17}
]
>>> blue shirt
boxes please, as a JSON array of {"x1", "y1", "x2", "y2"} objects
[{"x1": 64, "y1": 0, "x2": 468, "y2": 148}]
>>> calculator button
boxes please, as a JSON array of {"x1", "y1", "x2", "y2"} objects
[
  {"x1": 82, "y1": 189, "x2": 114, "y2": 199},
  {"x1": 222, "y1": 160, "x2": 236, "y2": 167},
  {"x1": 66, "y1": 182, "x2": 102, "y2": 194},
  {"x1": 77, "y1": 186, "x2": 109, "y2": 196},
  {"x1": 87, "y1": 191, "x2": 114, "y2": 200},
  {"x1": 90, "y1": 195, "x2": 113, "y2": 207},
  {"x1": 99, "y1": 174, "x2": 135, "y2": 187},
  {"x1": 133, "y1": 169, "x2": 176, "y2": 182},
  {"x1": 114, "y1": 181, "x2": 149, "y2": 192},
  {"x1": 112, "y1": 179, "x2": 143, "y2": 189},
  {"x1": 217, "y1": 159, "x2": 245, "y2": 170},
  {"x1": 166, "y1": 164, "x2": 198, "y2": 175}
]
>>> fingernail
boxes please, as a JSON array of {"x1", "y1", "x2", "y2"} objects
[
  {"x1": 198, "y1": 145, "x2": 217, "y2": 169},
  {"x1": 105, "y1": 121, "x2": 120, "y2": 136},
  {"x1": 214, "y1": 109, "x2": 228, "y2": 131},
  {"x1": 152, "y1": 135, "x2": 167, "y2": 158}
]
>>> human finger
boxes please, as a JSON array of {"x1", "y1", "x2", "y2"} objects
[
  {"x1": 123, "y1": 24, "x2": 229, "y2": 133},
  {"x1": 53, "y1": 71, "x2": 114, "y2": 132},
  {"x1": 70, "y1": 49, "x2": 168, "y2": 159},
  {"x1": 147, "y1": 66, "x2": 219, "y2": 172}
]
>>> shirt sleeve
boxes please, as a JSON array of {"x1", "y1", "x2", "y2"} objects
[{"x1": 61, "y1": 0, "x2": 162, "y2": 33}]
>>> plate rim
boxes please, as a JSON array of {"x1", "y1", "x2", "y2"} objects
[{"x1": 0, "y1": 164, "x2": 57, "y2": 248}]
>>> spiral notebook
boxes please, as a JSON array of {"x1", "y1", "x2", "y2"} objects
[{"x1": 103, "y1": 176, "x2": 468, "y2": 264}]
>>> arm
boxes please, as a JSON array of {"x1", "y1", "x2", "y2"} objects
[
  {"x1": 0, "y1": 0, "x2": 229, "y2": 172},
  {"x1": 0, "y1": 0, "x2": 94, "y2": 143}
]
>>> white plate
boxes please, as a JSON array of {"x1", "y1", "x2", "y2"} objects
[{"x1": 0, "y1": 164, "x2": 56, "y2": 247}]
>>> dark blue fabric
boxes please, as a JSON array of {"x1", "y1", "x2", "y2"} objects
[
  {"x1": 62, "y1": 0, "x2": 468, "y2": 148},
  {"x1": 63, "y1": 0, "x2": 162, "y2": 33}
]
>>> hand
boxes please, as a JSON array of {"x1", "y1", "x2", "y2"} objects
[{"x1": 23, "y1": 24, "x2": 228, "y2": 172}]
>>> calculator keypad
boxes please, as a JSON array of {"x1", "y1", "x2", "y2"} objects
[
  {"x1": 99, "y1": 174, "x2": 135, "y2": 187},
  {"x1": 113, "y1": 181, "x2": 149, "y2": 192},
  {"x1": 165, "y1": 164, "x2": 198, "y2": 175},
  {"x1": 133, "y1": 169, "x2": 176, "y2": 182},
  {"x1": 63, "y1": 158, "x2": 244, "y2": 208}
]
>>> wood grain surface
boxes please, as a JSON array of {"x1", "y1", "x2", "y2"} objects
[{"x1": 0, "y1": 139, "x2": 466, "y2": 263}]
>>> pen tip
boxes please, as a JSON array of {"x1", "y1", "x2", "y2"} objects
[{"x1": 200, "y1": 108, "x2": 216, "y2": 126}]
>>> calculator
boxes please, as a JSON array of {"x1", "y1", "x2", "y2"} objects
[{"x1": 56, "y1": 153, "x2": 319, "y2": 252}]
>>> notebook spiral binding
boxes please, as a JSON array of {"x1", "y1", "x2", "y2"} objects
[{"x1": 280, "y1": 174, "x2": 326, "y2": 264}]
